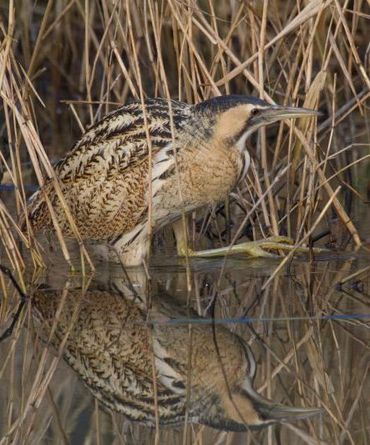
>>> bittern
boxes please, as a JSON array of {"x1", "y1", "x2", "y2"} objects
[
  {"x1": 28, "y1": 95, "x2": 318, "y2": 265},
  {"x1": 32, "y1": 281, "x2": 321, "y2": 430}
]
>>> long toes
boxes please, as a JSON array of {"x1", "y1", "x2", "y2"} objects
[
  {"x1": 249, "y1": 247, "x2": 278, "y2": 258},
  {"x1": 264, "y1": 236, "x2": 294, "y2": 245},
  {"x1": 259, "y1": 241, "x2": 329, "y2": 255},
  {"x1": 232, "y1": 242, "x2": 279, "y2": 258},
  {"x1": 177, "y1": 247, "x2": 195, "y2": 257},
  {"x1": 260, "y1": 242, "x2": 297, "y2": 251}
]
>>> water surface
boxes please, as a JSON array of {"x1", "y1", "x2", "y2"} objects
[{"x1": 0, "y1": 249, "x2": 369, "y2": 444}]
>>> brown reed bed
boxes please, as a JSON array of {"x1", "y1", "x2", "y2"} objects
[
  {"x1": 0, "y1": 1, "x2": 370, "y2": 444},
  {"x1": 0, "y1": 256, "x2": 369, "y2": 444},
  {"x1": 0, "y1": 0, "x2": 369, "y2": 275}
]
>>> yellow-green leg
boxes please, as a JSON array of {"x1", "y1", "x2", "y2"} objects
[{"x1": 172, "y1": 220, "x2": 325, "y2": 258}]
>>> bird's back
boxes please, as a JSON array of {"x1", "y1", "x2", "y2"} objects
[{"x1": 27, "y1": 98, "x2": 191, "y2": 239}]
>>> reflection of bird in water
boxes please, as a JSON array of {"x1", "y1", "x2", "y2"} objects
[
  {"x1": 32, "y1": 282, "x2": 321, "y2": 430},
  {"x1": 27, "y1": 96, "x2": 317, "y2": 265}
]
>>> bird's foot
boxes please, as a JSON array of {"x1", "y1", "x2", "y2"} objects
[
  {"x1": 228, "y1": 236, "x2": 296, "y2": 258},
  {"x1": 177, "y1": 236, "x2": 326, "y2": 259},
  {"x1": 177, "y1": 245, "x2": 197, "y2": 258}
]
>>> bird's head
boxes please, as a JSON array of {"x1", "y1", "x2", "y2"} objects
[
  {"x1": 197, "y1": 336, "x2": 322, "y2": 431},
  {"x1": 209, "y1": 381, "x2": 323, "y2": 431},
  {"x1": 193, "y1": 95, "x2": 319, "y2": 151}
]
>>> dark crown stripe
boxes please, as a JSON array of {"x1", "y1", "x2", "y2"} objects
[{"x1": 194, "y1": 95, "x2": 269, "y2": 113}]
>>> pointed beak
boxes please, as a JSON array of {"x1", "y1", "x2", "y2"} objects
[
  {"x1": 257, "y1": 401, "x2": 323, "y2": 423},
  {"x1": 241, "y1": 383, "x2": 322, "y2": 426},
  {"x1": 253, "y1": 105, "x2": 320, "y2": 127}
]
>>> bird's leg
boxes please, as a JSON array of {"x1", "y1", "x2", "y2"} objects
[
  {"x1": 113, "y1": 231, "x2": 151, "y2": 266},
  {"x1": 173, "y1": 220, "x2": 325, "y2": 258},
  {"x1": 90, "y1": 225, "x2": 151, "y2": 266},
  {"x1": 173, "y1": 218, "x2": 193, "y2": 257}
]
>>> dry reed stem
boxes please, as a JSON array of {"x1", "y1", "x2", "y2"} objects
[{"x1": 0, "y1": 1, "x2": 369, "y2": 442}]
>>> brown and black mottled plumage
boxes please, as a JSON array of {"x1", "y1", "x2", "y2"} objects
[
  {"x1": 32, "y1": 281, "x2": 321, "y2": 430},
  {"x1": 28, "y1": 96, "x2": 317, "y2": 264},
  {"x1": 28, "y1": 99, "x2": 188, "y2": 238}
]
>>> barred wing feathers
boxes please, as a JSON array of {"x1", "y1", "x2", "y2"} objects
[{"x1": 28, "y1": 99, "x2": 191, "y2": 240}]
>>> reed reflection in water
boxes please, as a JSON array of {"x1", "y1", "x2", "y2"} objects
[{"x1": 0, "y1": 257, "x2": 369, "y2": 444}]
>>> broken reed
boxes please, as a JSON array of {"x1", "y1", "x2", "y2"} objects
[{"x1": 0, "y1": 0, "x2": 369, "y2": 276}]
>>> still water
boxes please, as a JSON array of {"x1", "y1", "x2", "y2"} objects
[{"x1": 0, "y1": 247, "x2": 369, "y2": 444}]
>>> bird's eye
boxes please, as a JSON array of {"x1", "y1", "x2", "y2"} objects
[{"x1": 251, "y1": 108, "x2": 260, "y2": 117}]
